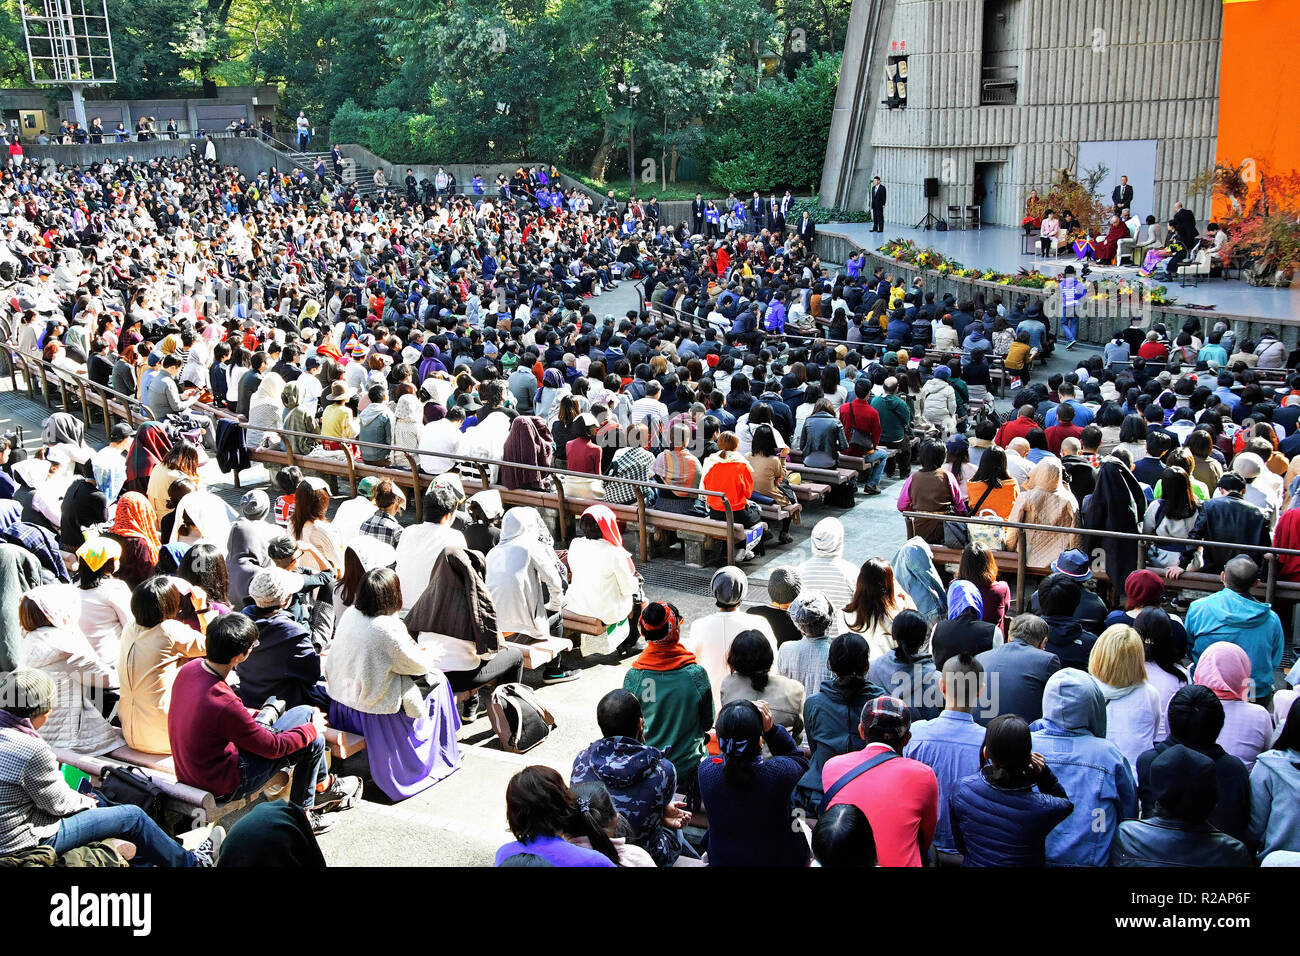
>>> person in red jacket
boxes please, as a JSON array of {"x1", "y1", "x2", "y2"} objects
[
  {"x1": 996, "y1": 404, "x2": 1040, "y2": 449},
  {"x1": 839, "y1": 379, "x2": 889, "y2": 493},
  {"x1": 168, "y1": 612, "x2": 363, "y2": 835}
]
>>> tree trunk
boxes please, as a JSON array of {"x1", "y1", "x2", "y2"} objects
[
  {"x1": 669, "y1": 146, "x2": 678, "y2": 184},
  {"x1": 588, "y1": 121, "x2": 614, "y2": 181}
]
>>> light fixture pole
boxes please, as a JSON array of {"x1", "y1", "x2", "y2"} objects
[{"x1": 618, "y1": 81, "x2": 640, "y2": 199}]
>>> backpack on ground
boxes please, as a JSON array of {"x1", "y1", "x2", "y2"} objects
[{"x1": 488, "y1": 682, "x2": 557, "y2": 754}]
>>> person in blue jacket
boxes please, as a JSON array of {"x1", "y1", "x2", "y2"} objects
[
  {"x1": 1030, "y1": 669, "x2": 1138, "y2": 865},
  {"x1": 949, "y1": 714, "x2": 1073, "y2": 867}
]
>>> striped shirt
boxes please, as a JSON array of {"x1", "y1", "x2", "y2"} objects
[{"x1": 652, "y1": 449, "x2": 702, "y2": 494}]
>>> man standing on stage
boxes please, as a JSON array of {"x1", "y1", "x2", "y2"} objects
[{"x1": 870, "y1": 176, "x2": 887, "y2": 233}]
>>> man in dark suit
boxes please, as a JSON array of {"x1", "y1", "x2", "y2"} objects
[
  {"x1": 1112, "y1": 175, "x2": 1134, "y2": 216},
  {"x1": 796, "y1": 210, "x2": 816, "y2": 245},
  {"x1": 750, "y1": 191, "x2": 765, "y2": 230},
  {"x1": 870, "y1": 176, "x2": 887, "y2": 232},
  {"x1": 768, "y1": 194, "x2": 785, "y2": 235},
  {"x1": 691, "y1": 193, "x2": 705, "y2": 235}
]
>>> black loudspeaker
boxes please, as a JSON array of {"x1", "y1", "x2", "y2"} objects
[{"x1": 924, "y1": 177, "x2": 939, "y2": 198}]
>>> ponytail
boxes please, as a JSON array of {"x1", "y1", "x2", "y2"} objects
[{"x1": 567, "y1": 797, "x2": 622, "y2": 866}]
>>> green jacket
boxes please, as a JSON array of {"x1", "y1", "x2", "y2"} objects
[
  {"x1": 623, "y1": 663, "x2": 714, "y2": 784},
  {"x1": 871, "y1": 393, "x2": 912, "y2": 445}
]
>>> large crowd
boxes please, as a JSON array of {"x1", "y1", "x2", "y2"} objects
[{"x1": 0, "y1": 147, "x2": 1296, "y2": 869}]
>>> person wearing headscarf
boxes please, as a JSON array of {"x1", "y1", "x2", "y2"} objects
[
  {"x1": 245, "y1": 371, "x2": 286, "y2": 449},
  {"x1": 892, "y1": 538, "x2": 947, "y2": 626},
  {"x1": 565, "y1": 505, "x2": 639, "y2": 647},
  {"x1": 226, "y1": 491, "x2": 275, "y2": 610},
  {"x1": 624, "y1": 601, "x2": 713, "y2": 808},
  {"x1": 122, "y1": 421, "x2": 172, "y2": 496},
  {"x1": 42, "y1": 412, "x2": 90, "y2": 459},
  {"x1": 217, "y1": 801, "x2": 326, "y2": 868},
  {"x1": 1233, "y1": 451, "x2": 1282, "y2": 525},
  {"x1": 279, "y1": 381, "x2": 320, "y2": 458},
  {"x1": 1082, "y1": 458, "x2": 1148, "y2": 605},
  {"x1": 19, "y1": 583, "x2": 123, "y2": 754},
  {"x1": 931, "y1": 580, "x2": 1001, "y2": 669},
  {"x1": 168, "y1": 490, "x2": 235, "y2": 552},
  {"x1": 1192, "y1": 641, "x2": 1273, "y2": 770},
  {"x1": 393, "y1": 392, "x2": 424, "y2": 450},
  {"x1": 104, "y1": 491, "x2": 162, "y2": 590},
  {"x1": 1004, "y1": 459, "x2": 1081, "y2": 569},
  {"x1": 0, "y1": 542, "x2": 42, "y2": 671},
  {"x1": 485, "y1": 507, "x2": 573, "y2": 688},
  {"x1": 793, "y1": 517, "x2": 858, "y2": 620},
  {"x1": 1113, "y1": 745, "x2": 1251, "y2": 866},
  {"x1": 499, "y1": 415, "x2": 555, "y2": 493},
  {"x1": 535, "y1": 368, "x2": 567, "y2": 421},
  {"x1": 416, "y1": 343, "x2": 447, "y2": 385},
  {"x1": 1030, "y1": 669, "x2": 1138, "y2": 865}
]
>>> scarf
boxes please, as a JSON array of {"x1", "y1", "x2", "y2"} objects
[
  {"x1": 0, "y1": 709, "x2": 40, "y2": 739},
  {"x1": 584, "y1": 504, "x2": 623, "y2": 549},
  {"x1": 124, "y1": 421, "x2": 172, "y2": 489},
  {"x1": 1193, "y1": 641, "x2": 1252, "y2": 702},
  {"x1": 631, "y1": 603, "x2": 697, "y2": 671},
  {"x1": 110, "y1": 491, "x2": 162, "y2": 563}
]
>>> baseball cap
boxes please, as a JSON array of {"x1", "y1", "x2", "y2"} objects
[{"x1": 861, "y1": 695, "x2": 911, "y2": 733}]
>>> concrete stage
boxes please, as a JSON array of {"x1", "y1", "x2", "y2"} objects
[{"x1": 823, "y1": 222, "x2": 1300, "y2": 324}]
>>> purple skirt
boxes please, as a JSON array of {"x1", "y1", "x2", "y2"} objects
[{"x1": 329, "y1": 677, "x2": 462, "y2": 801}]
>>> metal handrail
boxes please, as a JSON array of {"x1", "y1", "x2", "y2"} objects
[
  {"x1": 901, "y1": 508, "x2": 1293, "y2": 610},
  {"x1": 1, "y1": 343, "x2": 742, "y2": 564}
]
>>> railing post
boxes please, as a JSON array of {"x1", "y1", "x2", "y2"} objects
[
  {"x1": 1267, "y1": 552, "x2": 1279, "y2": 607},
  {"x1": 1015, "y1": 527, "x2": 1027, "y2": 612},
  {"x1": 341, "y1": 444, "x2": 358, "y2": 497},
  {"x1": 723, "y1": 497, "x2": 736, "y2": 566},
  {"x1": 550, "y1": 473, "x2": 570, "y2": 542},
  {"x1": 633, "y1": 487, "x2": 648, "y2": 564},
  {"x1": 1136, "y1": 534, "x2": 1147, "y2": 572},
  {"x1": 404, "y1": 453, "x2": 424, "y2": 522}
]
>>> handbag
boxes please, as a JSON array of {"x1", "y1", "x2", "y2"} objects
[
  {"x1": 846, "y1": 403, "x2": 876, "y2": 452},
  {"x1": 966, "y1": 484, "x2": 1005, "y2": 550},
  {"x1": 96, "y1": 765, "x2": 167, "y2": 828}
]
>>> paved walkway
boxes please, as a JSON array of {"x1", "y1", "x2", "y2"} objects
[{"x1": 0, "y1": 303, "x2": 1095, "y2": 864}]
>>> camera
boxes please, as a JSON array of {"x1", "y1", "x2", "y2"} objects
[{"x1": 254, "y1": 696, "x2": 287, "y2": 728}]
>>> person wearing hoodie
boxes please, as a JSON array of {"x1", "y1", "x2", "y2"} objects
[
  {"x1": 1186, "y1": 556, "x2": 1284, "y2": 705},
  {"x1": 225, "y1": 491, "x2": 275, "y2": 611},
  {"x1": 794, "y1": 517, "x2": 859, "y2": 618},
  {"x1": 237, "y1": 567, "x2": 329, "y2": 712},
  {"x1": 1113, "y1": 745, "x2": 1252, "y2": 867},
  {"x1": 1030, "y1": 669, "x2": 1138, "y2": 866},
  {"x1": 892, "y1": 538, "x2": 946, "y2": 626},
  {"x1": 1192, "y1": 641, "x2": 1273, "y2": 771},
  {"x1": 1249, "y1": 703, "x2": 1300, "y2": 859},
  {"x1": 919, "y1": 366, "x2": 957, "y2": 438},
  {"x1": 571, "y1": 689, "x2": 693, "y2": 867},
  {"x1": 794, "y1": 633, "x2": 886, "y2": 812},
  {"x1": 357, "y1": 383, "x2": 396, "y2": 466},
  {"x1": 1136, "y1": 685, "x2": 1251, "y2": 845}
]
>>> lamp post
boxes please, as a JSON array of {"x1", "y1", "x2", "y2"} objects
[{"x1": 618, "y1": 82, "x2": 640, "y2": 199}]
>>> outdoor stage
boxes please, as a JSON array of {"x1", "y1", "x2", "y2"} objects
[{"x1": 822, "y1": 222, "x2": 1300, "y2": 325}]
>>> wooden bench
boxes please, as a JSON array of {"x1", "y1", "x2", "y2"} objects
[
  {"x1": 928, "y1": 545, "x2": 1300, "y2": 606},
  {"x1": 55, "y1": 747, "x2": 290, "y2": 832}
]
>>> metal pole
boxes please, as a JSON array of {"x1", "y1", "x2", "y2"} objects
[
  {"x1": 70, "y1": 86, "x2": 86, "y2": 129},
  {"x1": 627, "y1": 92, "x2": 635, "y2": 200}
]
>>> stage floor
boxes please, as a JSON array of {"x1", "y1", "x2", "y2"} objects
[{"x1": 824, "y1": 222, "x2": 1300, "y2": 323}]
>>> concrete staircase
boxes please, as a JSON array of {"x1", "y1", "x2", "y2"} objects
[{"x1": 288, "y1": 149, "x2": 383, "y2": 199}]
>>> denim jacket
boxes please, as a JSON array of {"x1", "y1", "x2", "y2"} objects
[{"x1": 1029, "y1": 669, "x2": 1138, "y2": 866}]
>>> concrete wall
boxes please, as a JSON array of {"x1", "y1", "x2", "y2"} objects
[
  {"x1": 813, "y1": 226, "x2": 1300, "y2": 348},
  {"x1": 822, "y1": 0, "x2": 1223, "y2": 226},
  {"x1": 26, "y1": 136, "x2": 297, "y2": 180}
]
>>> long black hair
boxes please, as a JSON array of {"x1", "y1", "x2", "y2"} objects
[
  {"x1": 715, "y1": 699, "x2": 764, "y2": 790},
  {"x1": 504, "y1": 765, "x2": 621, "y2": 865}
]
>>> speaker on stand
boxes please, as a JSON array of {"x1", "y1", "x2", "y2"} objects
[{"x1": 915, "y1": 177, "x2": 942, "y2": 230}]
